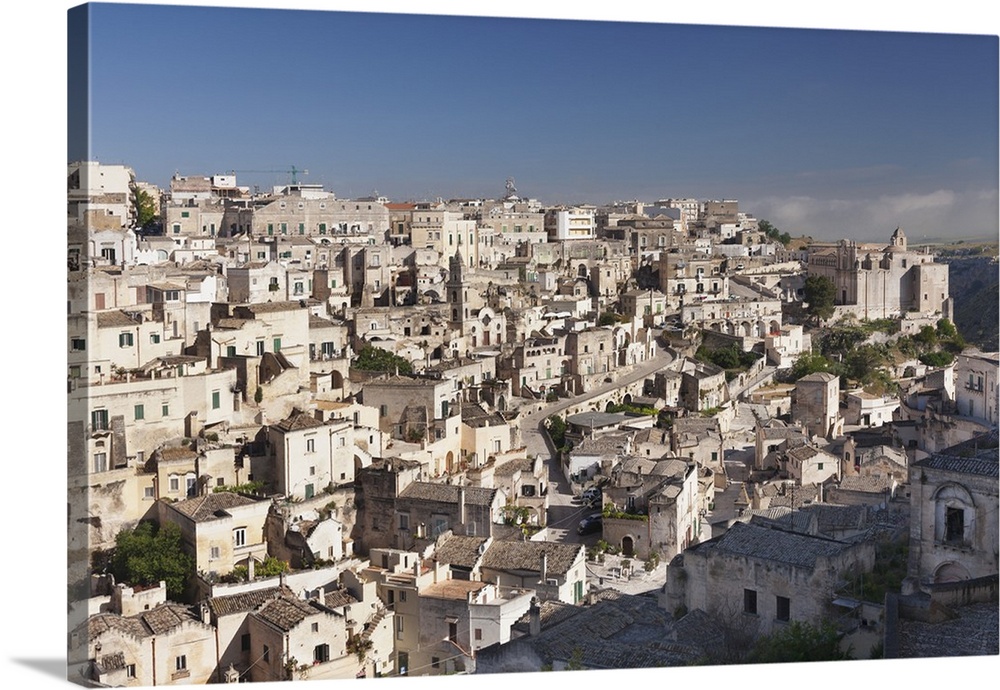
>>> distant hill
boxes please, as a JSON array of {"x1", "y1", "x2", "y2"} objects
[{"x1": 945, "y1": 256, "x2": 999, "y2": 352}]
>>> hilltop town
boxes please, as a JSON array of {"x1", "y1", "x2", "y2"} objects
[{"x1": 67, "y1": 163, "x2": 998, "y2": 684}]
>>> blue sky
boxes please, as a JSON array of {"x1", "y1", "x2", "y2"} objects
[
  {"x1": 76, "y1": 3, "x2": 998, "y2": 241},
  {"x1": 71, "y1": 4, "x2": 998, "y2": 238}
]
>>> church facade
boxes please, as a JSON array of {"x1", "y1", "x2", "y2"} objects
[{"x1": 807, "y1": 228, "x2": 951, "y2": 319}]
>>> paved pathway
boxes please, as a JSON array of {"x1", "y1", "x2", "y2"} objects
[{"x1": 510, "y1": 346, "x2": 677, "y2": 546}]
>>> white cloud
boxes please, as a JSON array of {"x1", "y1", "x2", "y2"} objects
[{"x1": 748, "y1": 188, "x2": 999, "y2": 242}]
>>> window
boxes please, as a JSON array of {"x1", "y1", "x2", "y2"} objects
[
  {"x1": 474, "y1": 628, "x2": 482, "y2": 641},
  {"x1": 256, "y1": 340, "x2": 265, "y2": 356},
  {"x1": 119, "y1": 332, "x2": 134, "y2": 348},
  {"x1": 306, "y1": 438, "x2": 315, "y2": 453},
  {"x1": 311, "y1": 622, "x2": 319, "y2": 633},
  {"x1": 126, "y1": 664, "x2": 136, "y2": 678},
  {"x1": 234, "y1": 527, "x2": 246, "y2": 547},
  {"x1": 162, "y1": 404, "x2": 169, "y2": 417},
  {"x1": 144, "y1": 486, "x2": 155, "y2": 499},
  {"x1": 396, "y1": 616, "x2": 404, "y2": 639},
  {"x1": 776, "y1": 595, "x2": 790, "y2": 621},
  {"x1": 91, "y1": 409, "x2": 109, "y2": 431},
  {"x1": 180, "y1": 211, "x2": 190, "y2": 218},
  {"x1": 308, "y1": 465, "x2": 316, "y2": 476},
  {"x1": 432, "y1": 657, "x2": 440, "y2": 669},
  {"x1": 380, "y1": 404, "x2": 388, "y2": 417},
  {"x1": 93, "y1": 453, "x2": 107, "y2": 473},
  {"x1": 313, "y1": 643, "x2": 330, "y2": 663},
  {"x1": 448, "y1": 621, "x2": 458, "y2": 642},
  {"x1": 399, "y1": 590, "x2": 407, "y2": 602},
  {"x1": 226, "y1": 345, "x2": 236, "y2": 357},
  {"x1": 298, "y1": 223, "x2": 305, "y2": 235},
  {"x1": 817, "y1": 462, "x2": 824, "y2": 471},
  {"x1": 241, "y1": 634, "x2": 251, "y2": 651},
  {"x1": 134, "y1": 404, "x2": 144, "y2": 421},
  {"x1": 71, "y1": 338, "x2": 86, "y2": 351},
  {"x1": 169, "y1": 475, "x2": 179, "y2": 492},
  {"x1": 273, "y1": 338, "x2": 281, "y2": 352},
  {"x1": 263, "y1": 645, "x2": 270, "y2": 663},
  {"x1": 210, "y1": 546, "x2": 220, "y2": 560},
  {"x1": 175, "y1": 655, "x2": 187, "y2": 671},
  {"x1": 945, "y1": 507, "x2": 965, "y2": 544},
  {"x1": 304, "y1": 484, "x2": 314, "y2": 499},
  {"x1": 173, "y1": 223, "x2": 181, "y2": 234},
  {"x1": 744, "y1": 589, "x2": 757, "y2": 615},
  {"x1": 399, "y1": 513, "x2": 409, "y2": 531},
  {"x1": 150, "y1": 333, "x2": 161, "y2": 344},
  {"x1": 212, "y1": 390, "x2": 221, "y2": 409}
]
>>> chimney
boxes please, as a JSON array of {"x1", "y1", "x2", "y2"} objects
[
  {"x1": 458, "y1": 486, "x2": 466, "y2": 525},
  {"x1": 200, "y1": 602, "x2": 211, "y2": 625},
  {"x1": 539, "y1": 551, "x2": 548, "y2": 583},
  {"x1": 529, "y1": 597, "x2": 541, "y2": 636}
]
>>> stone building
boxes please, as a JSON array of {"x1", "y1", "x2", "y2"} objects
[
  {"x1": 603, "y1": 456, "x2": 699, "y2": 560},
  {"x1": 395, "y1": 482, "x2": 502, "y2": 542},
  {"x1": 158, "y1": 492, "x2": 271, "y2": 582},
  {"x1": 265, "y1": 408, "x2": 358, "y2": 499},
  {"x1": 806, "y1": 227, "x2": 950, "y2": 319},
  {"x1": 663, "y1": 521, "x2": 876, "y2": 637},
  {"x1": 953, "y1": 351, "x2": 1000, "y2": 427},
  {"x1": 792, "y1": 372, "x2": 842, "y2": 439},
  {"x1": 907, "y1": 430, "x2": 999, "y2": 586},
  {"x1": 479, "y1": 540, "x2": 587, "y2": 605},
  {"x1": 71, "y1": 582, "x2": 217, "y2": 687}
]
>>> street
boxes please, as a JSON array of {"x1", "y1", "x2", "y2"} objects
[{"x1": 514, "y1": 345, "x2": 678, "y2": 545}]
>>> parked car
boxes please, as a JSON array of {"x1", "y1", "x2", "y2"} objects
[
  {"x1": 581, "y1": 487, "x2": 601, "y2": 502},
  {"x1": 577, "y1": 513, "x2": 603, "y2": 535}
]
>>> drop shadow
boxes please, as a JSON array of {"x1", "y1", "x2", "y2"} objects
[{"x1": 10, "y1": 658, "x2": 67, "y2": 681}]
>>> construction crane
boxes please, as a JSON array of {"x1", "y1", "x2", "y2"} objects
[{"x1": 226, "y1": 166, "x2": 309, "y2": 184}]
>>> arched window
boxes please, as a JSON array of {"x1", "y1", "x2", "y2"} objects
[{"x1": 933, "y1": 483, "x2": 975, "y2": 546}]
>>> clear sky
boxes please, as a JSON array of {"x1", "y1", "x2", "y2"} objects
[{"x1": 76, "y1": 2, "x2": 999, "y2": 242}]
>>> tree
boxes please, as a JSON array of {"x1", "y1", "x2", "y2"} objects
[
  {"x1": 759, "y1": 219, "x2": 792, "y2": 247},
  {"x1": 132, "y1": 188, "x2": 158, "y2": 231},
  {"x1": 111, "y1": 521, "x2": 194, "y2": 600},
  {"x1": 913, "y1": 325, "x2": 938, "y2": 348},
  {"x1": 936, "y1": 318, "x2": 958, "y2": 339},
  {"x1": 352, "y1": 345, "x2": 413, "y2": 375},
  {"x1": 789, "y1": 352, "x2": 841, "y2": 381},
  {"x1": 803, "y1": 275, "x2": 836, "y2": 323},
  {"x1": 749, "y1": 621, "x2": 853, "y2": 664}
]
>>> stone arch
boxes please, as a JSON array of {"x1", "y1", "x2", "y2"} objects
[
  {"x1": 623, "y1": 393, "x2": 632, "y2": 405},
  {"x1": 331, "y1": 370, "x2": 344, "y2": 390},
  {"x1": 446, "y1": 451, "x2": 455, "y2": 474},
  {"x1": 769, "y1": 320, "x2": 780, "y2": 334},
  {"x1": 741, "y1": 321, "x2": 752, "y2": 337},
  {"x1": 934, "y1": 561, "x2": 971, "y2": 584},
  {"x1": 578, "y1": 263, "x2": 588, "y2": 278},
  {"x1": 606, "y1": 401, "x2": 615, "y2": 412},
  {"x1": 497, "y1": 395, "x2": 506, "y2": 411},
  {"x1": 621, "y1": 535, "x2": 635, "y2": 557}
]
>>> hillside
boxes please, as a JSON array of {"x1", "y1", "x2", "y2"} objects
[{"x1": 946, "y1": 256, "x2": 999, "y2": 352}]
